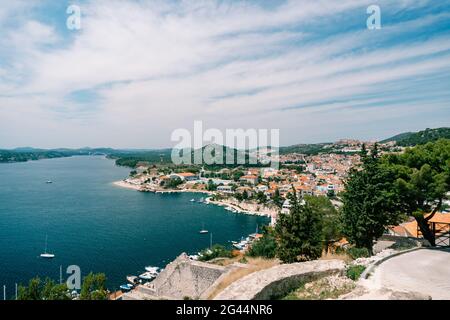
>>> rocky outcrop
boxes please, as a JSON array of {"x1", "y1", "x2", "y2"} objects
[{"x1": 214, "y1": 259, "x2": 346, "y2": 300}]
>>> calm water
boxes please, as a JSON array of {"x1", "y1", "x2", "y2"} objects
[{"x1": 0, "y1": 156, "x2": 268, "y2": 295}]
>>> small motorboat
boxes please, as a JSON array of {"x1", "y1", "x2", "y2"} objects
[
  {"x1": 127, "y1": 276, "x2": 139, "y2": 284},
  {"x1": 190, "y1": 199, "x2": 195, "y2": 202},
  {"x1": 144, "y1": 266, "x2": 159, "y2": 274},
  {"x1": 139, "y1": 271, "x2": 157, "y2": 281},
  {"x1": 46, "y1": 180, "x2": 53, "y2": 184},
  {"x1": 120, "y1": 284, "x2": 133, "y2": 292}
]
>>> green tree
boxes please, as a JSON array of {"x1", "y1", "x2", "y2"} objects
[
  {"x1": 17, "y1": 277, "x2": 42, "y2": 300},
  {"x1": 272, "y1": 188, "x2": 283, "y2": 208},
  {"x1": 198, "y1": 245, "x2": 233, "y2": 261},
  {"x1": 256, "y1": 191, "x2": 267, "y2": 204},
  {"x1": 341, "y1": 145, "x2": 403, "y2": 254},
  {"x1": 165, "y1": 176, "x2": 183, "y2": 189},
  {"x1": 246, "y1": 227, "x2": 277, "y2": 259},
  {"x1": 275, "y1": 190, "x2": 323, "y2": 263},
  {"x1": 383, "y1": 139, "x2": 450, "y2": 246},
  {"x1": 17, "y1": 277, "x2": 70, "y2": 300},
  {"x1": 80, "y1": 272, "x2": 108, "y2": 300},
  {"x1": 206, "y1": 179, "x2": 217, "y2": 191},
  {"x1": 232, "y1": 170, "x2": 245, "y2": 182},
  {"x1": 305, "y1": 195, "x2": 341, "y2": 253},
  {"x1": 41, "y1": 279, "x2": 70, "y2": 300}
]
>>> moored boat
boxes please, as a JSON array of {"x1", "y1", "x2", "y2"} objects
[
  {"x1": 144, "y1": 266, "x2": 159, "y2": 274},
  {"x1": 139, "y1": 271, "x2": 158, "y2": 281},
  {"x1": 40, "y1": 235, "x2": 55, "y2": 259},
  {"x1": 120, "y1": 284, "x2": 134, "y2": 291},
  {"x1": 127, "y1": 275, "x2": 139, "y2": 284}
]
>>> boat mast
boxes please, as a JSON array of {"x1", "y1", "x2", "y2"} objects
[{"x1": 210, "y1": 232, "x2": 213, "y2": 249}]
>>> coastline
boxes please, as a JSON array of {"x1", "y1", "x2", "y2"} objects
[
  {"x1": 205, "y1": 198, "x2": 273, "y2": 217},
  {"x1": 112, "y1": 180, "x2": 142, "y2": 191},
  {"x1": 112, "y1": 180, "x2": 274, "y2": 218}
]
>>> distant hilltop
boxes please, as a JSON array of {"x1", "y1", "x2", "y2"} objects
[{"x1": 380, "y1": 127, "x2": 450, "y2": 146}]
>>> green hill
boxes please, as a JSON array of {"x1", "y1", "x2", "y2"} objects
[{"x1": 381, "y1": 127, "x2": 450, "y2": 146}]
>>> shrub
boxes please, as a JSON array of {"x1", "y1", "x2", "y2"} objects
[
  {"x1": 247, "y1": 229, "x2": 277, "y2": 259},
  {"x1": 346, "y1": 265, "x2": 366, "y2": 281},
  {"x1": 390, "y1": 238, "x2": 418, "y2": 251},
  {"x1": 346, "y1": 247, "x2": 370, "y2": 259},
  {"x1": 198, "y1": 245, "x2": 233, "y2": 261}
]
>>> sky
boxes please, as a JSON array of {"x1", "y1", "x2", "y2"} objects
[{"x1": 0, "y1": 0, "x2": 449, "y2": 149}]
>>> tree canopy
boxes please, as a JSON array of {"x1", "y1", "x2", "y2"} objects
[
  {"x1": 17, "y1": 277, "x2": 70, "y2": 300},
  {"x1": 304, "y1": 195, "x2": 342, "y2": 252},
  {"x1": 382, "y1": 139, "x2": 450, "y2": 245},
  {"x1": 275, "y1": 190, "x2": 323, "y2": 263},
  {"x1": 341, "y1": 145, "x2": 403, "y2": 253},
  {"x1": 79, "y1": 272, "x2": 108, "y2": 300}
]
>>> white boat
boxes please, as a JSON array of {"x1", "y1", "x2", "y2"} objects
[
  {"x1": 120, "y1": 284, "x2": 133, "y2": 291},
  {"x1": 144, "y1": 266, "x2": 159, "y2": 274},
  {"x1": 127, "y1": 276, "x2": 139, "y2": 284},
  {"x1": 190, "y1": 199, "x2": 195, "y2": 202},
  {"x1": 40, "y1": 235, "x2": 55, "y2": 259},
  {"x1": 199, "y1": 223, "x2": 208, "y2": 234},
  {"x1": 46, "y1": 180, "x2": 53, "y2": 184},
  {"x1": 139, "y1": 272, "x2": 157, "y2": 281}
]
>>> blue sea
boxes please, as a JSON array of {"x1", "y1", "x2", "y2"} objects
[{"x1": 0, "y1": 156, "x2": 268, "y2": 296}]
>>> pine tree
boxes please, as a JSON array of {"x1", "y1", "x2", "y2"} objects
[
  {"x1": 275, "y1": 190, "x2": 323, "y2": 263},
  {"x1": 341, "y1": 144, "x2": 402, "y2": 254}
]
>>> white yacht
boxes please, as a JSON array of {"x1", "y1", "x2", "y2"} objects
[{"x1": 40, "y1": 235, "x2": 55, "y2": 259}]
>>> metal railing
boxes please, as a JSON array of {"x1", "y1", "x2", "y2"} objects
[{"x1": 417, "y1": 221, "x2": 450, "y2": 247}]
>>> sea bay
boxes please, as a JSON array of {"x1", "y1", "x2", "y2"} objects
[{"x1": 0, "y1": 156, "x2": 269, "y2": 295}]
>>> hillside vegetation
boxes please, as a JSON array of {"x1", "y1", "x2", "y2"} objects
[{"x1": 381, "y1": 127, "x2": 450, "y2": 146}]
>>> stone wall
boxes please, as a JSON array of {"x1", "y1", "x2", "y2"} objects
[
  {"x1": 141, "y1": 253, "x2": 228, "y2": 299},
  {"x1": 214, "y1": 260, "x2": 346, "y2": 300}
]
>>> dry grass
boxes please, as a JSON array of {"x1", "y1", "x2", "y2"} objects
[
  {"x1": 320, "y1": 251, "x2": 353, "y2": 263},
  {"x1": 207, "y1": 257, "x2": 280, "y2": 299}
]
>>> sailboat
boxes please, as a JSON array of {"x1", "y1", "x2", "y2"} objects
[
  {"x1": 199, "y1": 223, "x2": 208, "y2": 234},
  {"x1": 40, "y1": 235, "x2": 55, "y2": 259}
]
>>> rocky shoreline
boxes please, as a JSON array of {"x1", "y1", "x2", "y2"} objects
[{"x1": 113, "y1": 180, "x2": 276, "y2": 218}]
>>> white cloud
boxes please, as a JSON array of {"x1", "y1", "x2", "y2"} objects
[{"x1": 0, "y1": 0, "x2": 449, "y2": 148}]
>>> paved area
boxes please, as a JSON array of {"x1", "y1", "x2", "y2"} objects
[{"x1": 366, "y1": 248, "x2": 450, "y2": 300}]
